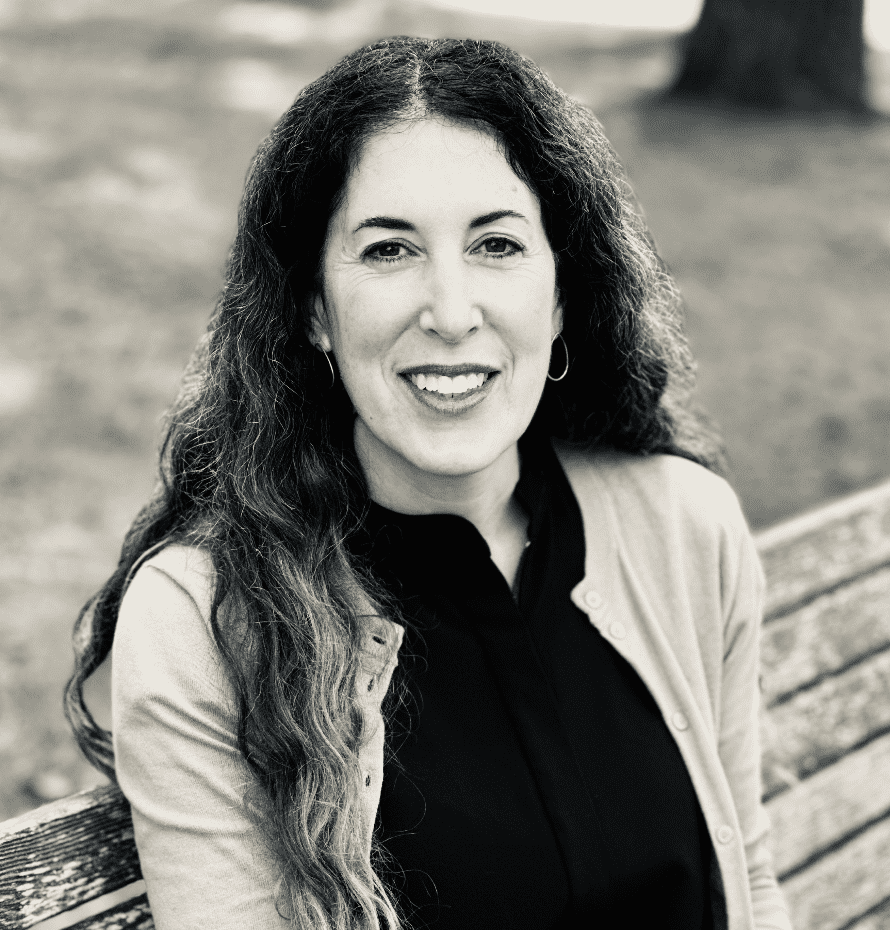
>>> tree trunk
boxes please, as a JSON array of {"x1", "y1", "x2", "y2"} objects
[{"x1": 669, "y1": 0, "x2": 867, "y2": 111}]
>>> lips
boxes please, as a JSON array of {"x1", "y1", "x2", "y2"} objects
[
  {"x1": 409, "y1": 371, "x2": 489, "y2": 395},
  {"x1": 398, "y1": 364, "x2": 498, "y2": 412}
]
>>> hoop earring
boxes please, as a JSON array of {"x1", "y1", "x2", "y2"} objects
[
  {"x1": 320, "y1": 348, "x2": 335, "y2": 389},
  {"x1": 547, "y1": 333, "x2": 569, "y2": 382}
]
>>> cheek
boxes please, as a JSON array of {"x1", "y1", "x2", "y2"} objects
[
  {"x1": 325, "y1": 296, "x2": 407, "y2": 420},
  {"x1": 328, "y1": 289, "x2": 400, "y2": 369},
  {"x1": 499, "y1": 279, "x2": 559, "y2": 355}
]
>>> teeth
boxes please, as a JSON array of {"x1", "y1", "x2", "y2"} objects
[{"x1": 409, "y1": 372, "x2": 488, "y2": 394}]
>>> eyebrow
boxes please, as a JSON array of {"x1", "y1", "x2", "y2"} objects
[
  {"x1": 354, "y1": 216, "x2": 415, "y2": 233},
  {"x1": 353, "y1": 209, "x2": 528, "y2": 235},
  {"x1": 469, "y1": 209, "x2": 528, "y2": 229}
]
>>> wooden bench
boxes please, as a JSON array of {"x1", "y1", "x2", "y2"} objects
[
  {"x1": 758, "y1": 478, "x2": 890, "y2": 930},
  {"x1": 3, "y1": 478, "x2": 890, "y2": 930}
]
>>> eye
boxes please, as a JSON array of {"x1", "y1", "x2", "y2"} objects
[
  {"x1": 474, "y1": 236, "x2": 524, "y2": 259},
  {"x1": 364, "y1": 241, "x2": 414, "y2": 264}
]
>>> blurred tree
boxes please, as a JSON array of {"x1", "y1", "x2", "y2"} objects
[{"x1": 670, "y1": 0, "x2": 867, "y2": 111}]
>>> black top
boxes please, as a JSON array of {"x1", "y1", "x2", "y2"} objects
[{"x1": 352, "y1": 440, "x2": 714, "y2": 930}]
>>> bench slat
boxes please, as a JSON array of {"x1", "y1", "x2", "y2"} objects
[
  {"x1": 762, "y1": 646, "x2": 890, "y2": 796},
  {"x1": 756, "y1": 478, "x2": 890, "y2": 619},
  {"x1": 844, "y1": 899, "x2": 890, "y2": 930},
  {"x1": 781, "y1": 813, "x2": 890, "y2": 930},
  {"x1": 67, "y1": 893, "x2": 153, "y2": 930},
  {"x1": 0, "y1": 785, "x2": 141, "y2": 929},
  {"x1": 760, "y1": 566, "x2": 890, "y2": 706},
  {"x1": 765, "y1": 731, "x2": 890, "y2": 876}
]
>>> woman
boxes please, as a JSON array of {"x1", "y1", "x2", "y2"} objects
[{"x1": 66, "y1": 36, "x2": 791, "y2": 930}]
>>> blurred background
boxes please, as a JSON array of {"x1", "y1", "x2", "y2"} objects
[{"x1": 0, "y1": 0, "x2": 887, "y2": 821}]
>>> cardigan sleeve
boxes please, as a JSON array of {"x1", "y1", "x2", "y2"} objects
[
  {"x1": 112, "y1": 546, "x2": 402, "y2": 929},
  {"x1": 112, "y1": 551, "x2": 291, "y2": 930},
  {"x1": 718, "y1": 514, "x2": 794, "y2": 930}
]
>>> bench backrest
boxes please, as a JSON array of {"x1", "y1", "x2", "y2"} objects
[
  {"x1": 2, "y1": 478, "x2": 890, "y2": 930},
  {"x1": 0, "y1": 784, "x2": 147, "y2": 929},
  {"x1": 757, "y1": 479, "x2": 890, "y2": 930}
]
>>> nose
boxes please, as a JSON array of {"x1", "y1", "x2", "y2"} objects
[{"x1": 417, "y1": 255, "x2": 483, "y2": 343}]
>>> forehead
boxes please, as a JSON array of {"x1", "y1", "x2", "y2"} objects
[{"x1": 336, "y1": 118, "x2": 541, "y2": 221}]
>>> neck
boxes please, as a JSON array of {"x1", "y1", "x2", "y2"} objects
[{"x1": 354, "y1": 420, "x2": 529, "y2": 585}]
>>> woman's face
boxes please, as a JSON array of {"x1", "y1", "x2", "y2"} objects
[{"x1": 312, "y1": 117, "x2": 562, "y2": 485}]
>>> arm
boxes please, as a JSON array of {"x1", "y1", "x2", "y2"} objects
[
  {"x1": 112, "y1": 552, "x2": 290, "y2": 930},
  {"x1": 719, "y1": 519, "x2": 794, "y2": 930}
]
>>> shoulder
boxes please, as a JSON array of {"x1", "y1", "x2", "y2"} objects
[
  {"x1": 128, "y1": 542, "x2": 216, "y2": 613},
  {"x1": 553, "y1": 443, "x2": 761, "y2": 613},
  {"x1": 555, "y1": 442, "x2": 764, "y2": 640},
  {"x1": 554, "y1": 442, "x2": 748, "y2": 546},
  {"x1": 117, "y1": 543, "x2": 217, "y2": 642},
  {"x1": 114, "y1": 544, "x2": 229, "y2": 704}
]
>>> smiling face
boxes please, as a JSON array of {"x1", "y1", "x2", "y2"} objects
[{"x1": 311, "y1": 117, "x2": 562, "y2": 499}]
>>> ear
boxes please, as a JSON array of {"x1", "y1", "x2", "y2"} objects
[
  {"x1": 307, "y1": 292, "x2": 333, "y2": 353},
  {"x1": 552, "y1": 290, "x2": 564, "y2": 341}
]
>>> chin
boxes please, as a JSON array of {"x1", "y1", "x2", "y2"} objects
[{"x1": 399, "y1": 433, "x2": 517, "y2": 479}]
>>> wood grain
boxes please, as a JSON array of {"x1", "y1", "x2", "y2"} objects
[
  {"x1": 781, "y1": 815, "x2": 890, "y2": 930},
  {"x1": 762, "y1": 647, "x2": 890, "y2": 795},
  {"x1": 0, "y1": 785, "x2": 141, "y2": 929},
  {"x1": 68, "y1": 893, "x2": 154, "y2": 930},
  {"x1": 766, "y1": 732, "x2": 890, "y2": 876},
  {"x1": 846, "y1": 899, "x2": 890, "y2": 930},
  {"x1": 760, "y1": 566, "x2": 890, "y2": 706},
  {"x1": 756, "y1": 478, "x2": 890, "y2": 618}
]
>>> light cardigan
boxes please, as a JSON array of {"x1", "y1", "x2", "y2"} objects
[{"x1": 111, "y1": 446, "x2": 792, "y2": 930}]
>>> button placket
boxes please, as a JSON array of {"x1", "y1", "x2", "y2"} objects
[
  {"x1": 671, "y1": 711, "x2": 690, "y2": 731},
  {"x1": 582, "y1": 588, "x2": 612, "y2": 632}
]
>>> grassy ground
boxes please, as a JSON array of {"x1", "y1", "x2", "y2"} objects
[{"x1": 0, "y1": 0, "x2": 888, "y2": 820}]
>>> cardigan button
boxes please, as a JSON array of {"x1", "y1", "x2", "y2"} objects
[
  {"x1": 671, "y1": 711, "x2": 690, "y2": 731},
  {"x1": 584, "y1": 590, "x2": 604, "y2": 610},
  {"x1": 717, "y1": 825, "x2": 735, "y2": 845},
  {"x1": 608, "y1": 621, "x2": 626, "y2": 640}
]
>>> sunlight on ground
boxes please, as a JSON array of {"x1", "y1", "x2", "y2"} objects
[
  {"x1": 220, "y1": 0, "x2": 385, "y2": 45},
  {"x1": 868, "y1": 1, "x2": 890, "y2": 50},
  {"x1": 0, "y1": 357, "x2": 39, "y2": 416},
  {"x1": 0, "y1": 0, "x2": 887, "y2": 49},
  {"x1": 220, "y1": 58, "x2": 308, "y2": 116},
  {"x1": 429, "y1": 0, "x2": 890, "y2": 49},
  {"x1": 430, "y1": 0, "x2": 701, "y2": 30}
]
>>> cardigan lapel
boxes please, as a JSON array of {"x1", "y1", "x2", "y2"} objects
[{"x1": 553, "y1": 442, "x2": 753, "y2": 930}]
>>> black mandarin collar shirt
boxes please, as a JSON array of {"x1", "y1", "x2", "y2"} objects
[{"x1": 352, "y1": 439, "x2": 714, "y2": 930}]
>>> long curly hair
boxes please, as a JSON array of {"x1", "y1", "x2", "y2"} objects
[{"x1": 66, "y1": 36, "x2": 723, "y2": 930}]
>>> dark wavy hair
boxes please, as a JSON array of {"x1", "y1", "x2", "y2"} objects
[{"x1": 66, "y1": 35, "x2": 723, "y2": 930}]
